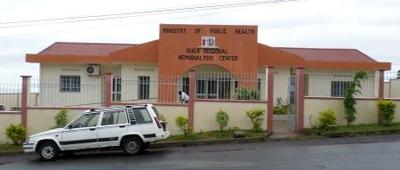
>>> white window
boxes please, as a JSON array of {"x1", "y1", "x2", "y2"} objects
[
  {"x1": 60, "y1": 75, "x2": 81, "y2": 92},
  {"x1": 201, "y1": 36, "x2": 216, "y2": 48}
]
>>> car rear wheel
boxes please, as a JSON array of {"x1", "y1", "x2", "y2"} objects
[
  {"x1": 37, "y1": 142, "x2": 59, "y2": 161},
  {"x1": 122, "y1": 136, "x2": 143, "y2": 155}
]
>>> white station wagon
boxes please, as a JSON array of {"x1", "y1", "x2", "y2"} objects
[{"x1": 23, "y1": 104, "x2": 170, "y2": 161}]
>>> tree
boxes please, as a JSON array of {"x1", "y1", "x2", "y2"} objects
[{"x1": 344, "y1": 71, "x2": 368, "y2": 127}]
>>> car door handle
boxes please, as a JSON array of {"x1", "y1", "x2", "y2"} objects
[
  {"x1": 89, "y1": 128, "x2": 96, "y2": 131},
  {"x1": 119, "y1": 125, "x2": 126, "y2": 128}
]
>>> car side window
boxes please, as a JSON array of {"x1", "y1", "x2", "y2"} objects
[
  {"x1": 70, "y1": 113, "x2": 99, "y2": 128},
  {"x1": 132, "y1": 108, "x2": 153, "y2": 124},
  {"x1": 101, "y1": 110, "x2": 128, "y2": 126}
]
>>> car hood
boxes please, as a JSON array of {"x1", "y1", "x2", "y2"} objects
[{"x1": 30, "y1": 128, "x2": 63, "y2": 138}]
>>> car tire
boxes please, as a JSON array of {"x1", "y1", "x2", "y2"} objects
[
  {"x1": 37, "y1": 141, "x2": 59, "y2": 161},
  {"x1": 122, "y1": 136, "x2": 143, "y2": 156}
]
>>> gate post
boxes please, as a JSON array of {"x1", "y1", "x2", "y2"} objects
[
  {"x1": 188, "y1": 70, "x2": 196, "y2": 129},
  {"x1": 266, "y1": 66, "x2": 274, "y2": 132},
  {"x1": 378, "y1": 70, "x2": 385, "y2": 124},
  {"x1": 21, "y1": 75, "x2": 31, "y2": 128},
  {"x1": 295, "y1": 67, "x2": 305, "y2": 132},
  {"x1": 104, "y1": 73, "x2": 113, "y2": 107}
]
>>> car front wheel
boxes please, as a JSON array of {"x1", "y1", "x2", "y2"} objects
[
  {"x1": 122, "y1": 136, "x2": 143, "y2": 155},
  {"x1": 37, "y1": 142, "x2": 59, "y2": 161}
]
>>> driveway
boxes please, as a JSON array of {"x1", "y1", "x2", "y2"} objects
[{"x1": 2, "y1": 135, "x2": 400, "y2": 170}]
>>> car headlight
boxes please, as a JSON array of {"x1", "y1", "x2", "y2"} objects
[{"x1": 25, "y1": 137, "x2": 30, "y2": 144}]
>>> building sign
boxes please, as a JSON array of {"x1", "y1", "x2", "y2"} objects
[
  {"x1": 159, "y1": 24, "x2": 258, "y2": 75},
  {"x1": 176, "y1": 36, "x2": 238, "y2": 62}
]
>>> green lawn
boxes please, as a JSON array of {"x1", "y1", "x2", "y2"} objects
[
  {"x1": 166, "y1": 130, "x2": 266, "y2": 141},
  {"x1": 0, "y1": 144, "x2": 23, "y2": 155}
]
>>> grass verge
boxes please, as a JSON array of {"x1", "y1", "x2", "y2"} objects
[
  {"x1": 302, "y1": 123, "x2": 400, "y2": 137},
  {"x1": 166, "y1": 130, "x2": 266, "y2": 142},
  {"x1": 0, "y1": 144, "x2": 23, "y2": 155}
]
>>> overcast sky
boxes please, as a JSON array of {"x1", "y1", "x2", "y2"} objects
[{"x1": 0, "y1": 0, "x2": 399, "y2": 83}]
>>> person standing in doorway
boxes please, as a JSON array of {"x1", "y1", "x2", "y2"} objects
[{"x1": 178, "y1": 91, "x2": 189, "y2": 103}]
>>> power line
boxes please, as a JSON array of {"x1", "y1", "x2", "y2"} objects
[{"x1": 0, "y1": 0, "x2": 298, "y2": 29}]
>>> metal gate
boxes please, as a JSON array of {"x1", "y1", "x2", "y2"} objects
[{"x1": 287, "y1": 75, "x2": 296, "y2": 131}]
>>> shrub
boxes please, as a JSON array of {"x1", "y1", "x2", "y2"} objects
[
  {"x1": 216, "y1": 109, "x2": 229, "y2": 131},
  {"x1": 317, "y1": 109, "x2": 336, "y2": 132},
  {"x1": 273, "y1": 107, "x2": 287, "y2": 115},
  {"x1": 235, "y1": 88, "x2": 260, "y2": 100},
  {"x1": 175, "y1": 116, "x2": 191, "y2": 136},
  {"x1": 53, "y1": 108, "x2": 69, "y2": 128},
  {"x1": 246, "y1": 108, "x2": 265, "y2": 132},
  {"x1": 273, "y1": 99, "x2": 288, "y2": 115},
  {"x1": 377, "y1": 100, "x2": 396, "y2": 126},
  {"x1": 5, "y1": 124, "x2": 27, "y2": 145}
]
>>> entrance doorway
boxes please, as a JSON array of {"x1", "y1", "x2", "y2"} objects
[{"x1": 270, "y1": 75, "x2": 298, "y2": 139}]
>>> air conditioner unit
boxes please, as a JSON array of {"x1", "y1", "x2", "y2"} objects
[{"x1": 86, "y1": 64, "x2": 100, "y2": 76}]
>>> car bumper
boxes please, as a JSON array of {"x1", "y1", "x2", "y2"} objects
[
  {"x1": 162, "y1": 131, "x2": 170, "y2": 139},
  {"x1": 156, "y1": 131, "x2": 170, "y2": 140},
  {"x1": 23, "y1": 143, "x2": 35, "y2": 153}
]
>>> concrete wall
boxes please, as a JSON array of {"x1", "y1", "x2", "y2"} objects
[
  {"x1": 193, "y1": 101, "x2": 267, "y2": 132},
  {"x1": 0, "y1": 93, "x2": 38, "y2": 110},
  {"x1": 304, "y1": 98, "x2": 379, "y2": 128},
  {"x1": 0, "y1": 113, "x2": 21, "y2": 143},
  {"x1": 26, "y1": 108, "x2": 86, "y2": 135},
  {"x1": 155, "y1": 105, "x2": 188, "y2": 135},
  {"x1": 391, "y1": 100, "x2": 400, "y2": 123}
]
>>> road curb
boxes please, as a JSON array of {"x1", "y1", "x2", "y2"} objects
[{"x1": 150, "y1": 132, "x2": 272, "y2": 148}]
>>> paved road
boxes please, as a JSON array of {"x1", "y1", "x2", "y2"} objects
[{"x1": 2, "y1": 135, "x2": 400, "y2": 170}]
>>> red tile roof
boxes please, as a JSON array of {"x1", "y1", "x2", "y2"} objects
[
  {"x1": 276, "y1": 47, "x2": 377, "y2": 63},
  {"x1": 39, "y1": 42, "x2": 134, "y2": 56},
  {"x1": 27, "y1": 41, "x2": 390, "y2": 70}
]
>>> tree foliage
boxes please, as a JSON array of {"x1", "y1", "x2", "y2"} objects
[{"x1": 344, "y1": 70, "x2": 368, "y2": 126}]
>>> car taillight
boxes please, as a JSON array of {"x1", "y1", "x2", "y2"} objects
[{"x1": 154, "y1": 117, "x2": 162, "y2": 129}]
